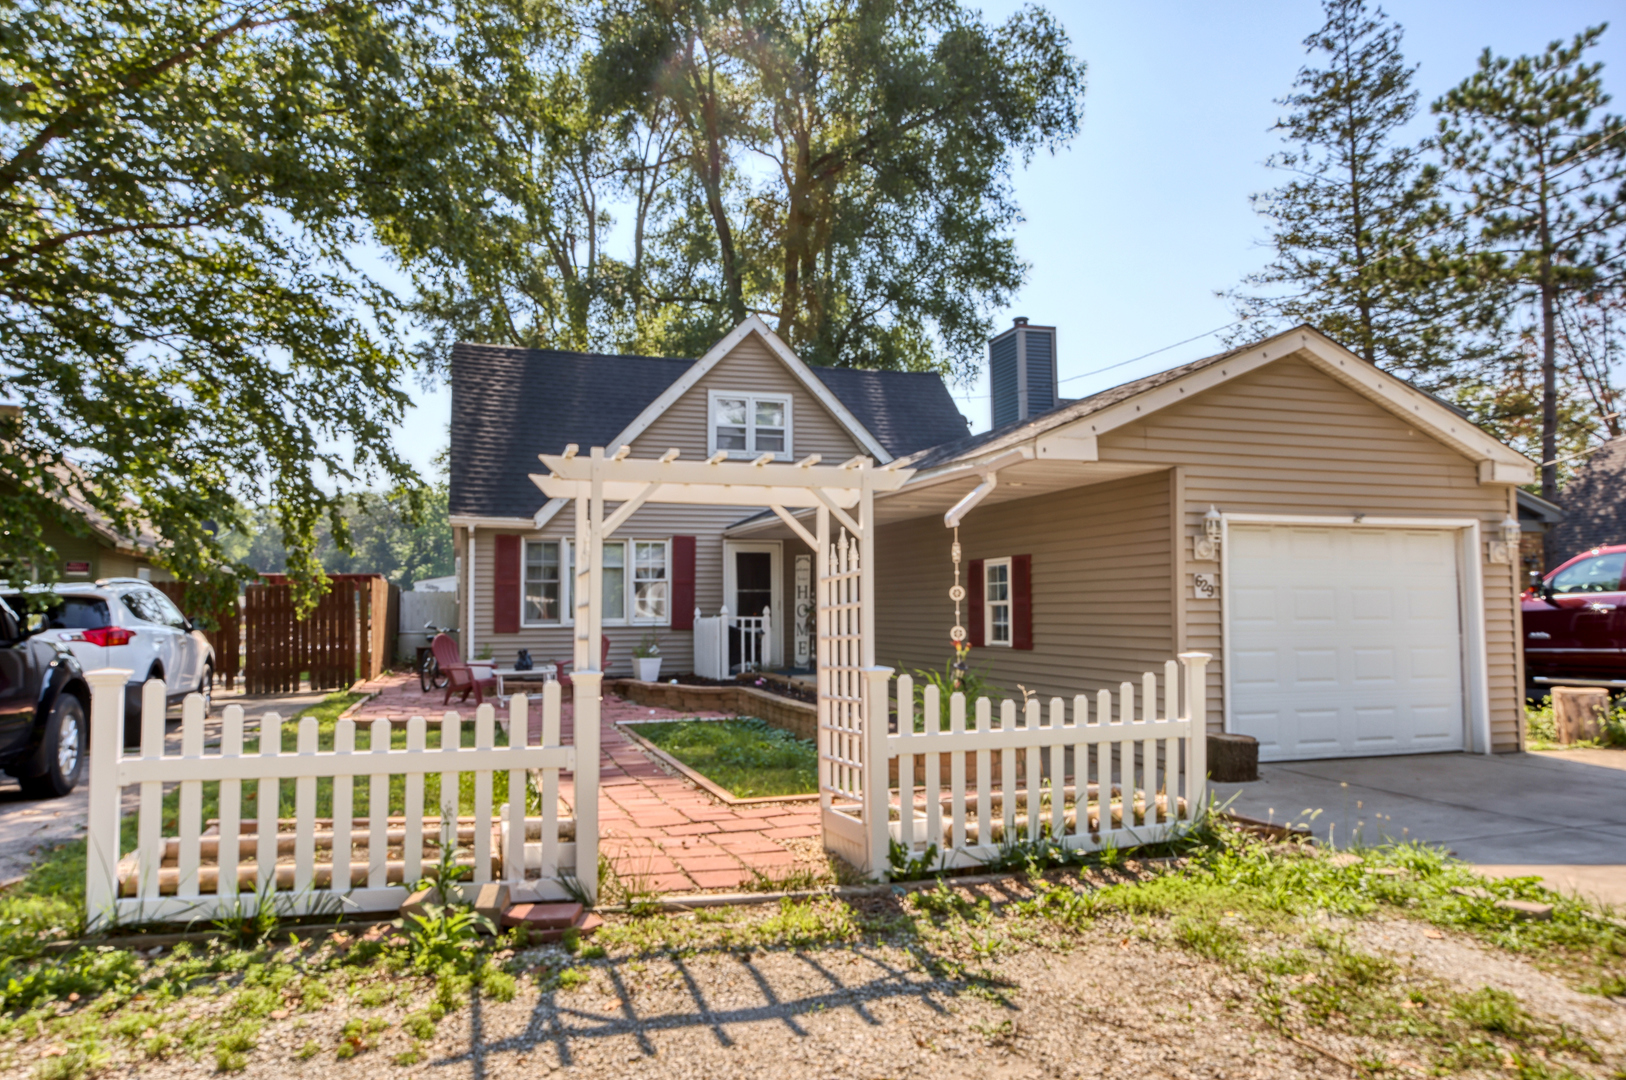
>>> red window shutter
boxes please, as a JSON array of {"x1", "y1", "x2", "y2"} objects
[
  {"x1": 967, "y1": 558, "x2": 985, "y2": 648},
  {"x1": 670, "y1": 536, "x2": 696, "y2": 630},
  {"x1": 493, "y1": 534, "x2": 520, "y2": 634},
  {"x1": 1012, "y1": 554, "x2": 1033, "y2": 650}
]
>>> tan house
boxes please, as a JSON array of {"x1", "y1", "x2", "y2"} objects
[{"x1": 452, "y1": 318, "x2": 1536, "y2": 757}]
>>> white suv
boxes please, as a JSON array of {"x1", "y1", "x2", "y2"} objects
[{"x1": 1, "y1": 579, "x2": 215, "y2": 746}]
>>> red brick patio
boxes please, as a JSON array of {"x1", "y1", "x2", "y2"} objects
[{"x1": 348, "y1": 672, "x2": 824, "y2": 893}]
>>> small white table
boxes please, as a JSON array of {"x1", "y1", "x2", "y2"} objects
[{"x1": 490, "y1": 666, "x2": 556, "y2": 705}]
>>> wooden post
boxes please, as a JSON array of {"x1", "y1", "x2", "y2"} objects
[
  {"x1": 84, "y1": 669, "x2": 130, "y2": 931},
  {"x1": 863, "y1": 666, "x2": 893, "y2": 879},
  {"x1": 574, "y1": 671, "x2": 601, "y2": 903},
  {"x1": 1552, "y1": 686, "x2": 1609, "y2": 744},
  {"x1": 1180, "y1": 652, "x2": 1211, "y2": 821}
]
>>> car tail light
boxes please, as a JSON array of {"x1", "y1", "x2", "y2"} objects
[{"x1": 80, "y1": 626, "x2": 135, "y2": 647}]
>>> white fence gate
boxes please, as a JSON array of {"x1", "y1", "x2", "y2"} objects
[
  {"x1": 82, "y1": 670, "x2": 588, "y2": 930},
  {"x1": 875, "y1": 654, "x2": 1211, "y2": 871},
  {"x1": 693, "y1": 608, "x2": 728, "y2": 680}
]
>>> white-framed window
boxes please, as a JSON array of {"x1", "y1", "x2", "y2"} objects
[
  {"x1": 985, "y1": 558, "x2": 1012, "y2": 646},
  {"x1": 523, "y1": 540, "x2": 566, "y2": 625},
  {"x1": 543, "y1": 538, "x2": 672, "y2": 626},
  {"x1": 633, "y1": 540, "x2": 670, "y2": 622},
  {"x1": 709, "y1": 392, "x2": 792, "y2": 459}
]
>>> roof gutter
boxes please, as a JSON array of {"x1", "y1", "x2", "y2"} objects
[{"x1": 942, "y1": 448, "x2": 1029, "y2": 528}]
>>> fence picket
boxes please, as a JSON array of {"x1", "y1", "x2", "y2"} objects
[
  {"x1": 1023, "y1": 699, "x2": 1041, "y2": 841},
  {"x1": 257, "y1": 712, "x2": 282, "y2": 891},
  {"x1": 507, "y1": 693, "x2": 529, "y2": 884},
  {"x1": 295, "y1": 717, "x2": 318, "y2": 891},
  {"x1": 368, "y1": 719, "x2": 388, "y2": 888},
  {"x1": 949, "y1": 691, "x2": 966, "y2": 851},
  {"x1": 404, "y1": 717, "x2": 426, "y2": 882},
  {"x1": 974, "y1": 696, "x2": 990, "y2": 847},
  {"x1": 1047, "y1": 698, "x2": 1065, "y2": 841},
  {"x1": 439, "y1": 711, "x2": 462, "y2": 851},
  {"x1": 924, "y1": 685, "x2": 942, "y2": 858},
  {"x1": 1071, "y1": 694, "x2": 1090, "y2": 840},
  {"x1": 539, "y1": 683, "x2": 561, "y2": 879},
  {"x1": 474, "y1": 704, "x2": 493, "y2": 885},
  {"x1": 177, "y1": 693, "x2": 205, "y2": 898},
  {"x1": 333, "y1": 719, "x2": 354, "y2": 891},
  {"x1": 218, "y1": 705, "x2": 243, "y2": 901},
  {"x1": 137, "y1": 680, "x2": 166, "y2": 901}
]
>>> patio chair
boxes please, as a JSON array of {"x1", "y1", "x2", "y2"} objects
[
  {"x1": 554, "y1": 635, "x2": 612, "y2": 693},
  {"x1": 431, "y1": 633, "x2": 498, "y2": 706}
]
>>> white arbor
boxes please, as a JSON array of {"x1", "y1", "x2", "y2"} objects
[{"x1": 534, "y1": 446, "x2": 914, "y2": 884}]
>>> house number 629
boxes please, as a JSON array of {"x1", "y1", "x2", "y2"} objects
[{"x1": 1193, "y1": 572, "x2": 1219, "y2": 600}]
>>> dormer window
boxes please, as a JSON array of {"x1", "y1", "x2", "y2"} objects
[{"x1": 709, "y1": 392, "x2": 792, "y2": 459}]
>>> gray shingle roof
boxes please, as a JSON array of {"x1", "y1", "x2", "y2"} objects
[
  {"x1": 449, "y1": 341, "x2": 971, "y2": 519},
  {"x1": 1551, "y1": 436, "x2": 1626, "y2": 558}
]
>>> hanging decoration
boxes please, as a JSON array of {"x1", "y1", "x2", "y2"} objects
[{"x1": 948, "y1": 526, "x2": 969, "y2": 692}]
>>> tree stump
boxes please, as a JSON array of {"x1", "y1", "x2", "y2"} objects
[
  {"x1": 1551, "y1": 687, "x2": 1608, "y2": 744},
  {"x1": 1208, "y1": 732, "x2": 1259, "y2": 782}
]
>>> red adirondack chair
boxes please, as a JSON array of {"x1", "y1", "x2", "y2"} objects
[
  {"x1": 431, "y1": 633, "x2": 498, "y2": 706},
  {"x1": 554, "y1": 635, "x2": 612, "y2": 692}
]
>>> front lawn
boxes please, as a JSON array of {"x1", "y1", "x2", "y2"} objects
[{"x1": 632, "y1": 717, "x2": 818, "y2": 798}]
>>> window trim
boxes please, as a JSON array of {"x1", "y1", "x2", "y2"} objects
[
  {"x1": 707, "y1": 391, "x2": 793, "y2": 460},
  {"x1": 520, "y1": 539, "x2": 567, "y2": 627},
  {"x1": 984, "y1": 557, "x2": 1013, "y2": 647}
]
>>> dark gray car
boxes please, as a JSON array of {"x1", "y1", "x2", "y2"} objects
[{"x1": 0, "y1": 597, "x2": 90, "y2": 798}]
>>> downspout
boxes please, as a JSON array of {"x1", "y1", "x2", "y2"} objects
[{"x1": 943, "y1": 449, "x2": 1029, "y2": 528}]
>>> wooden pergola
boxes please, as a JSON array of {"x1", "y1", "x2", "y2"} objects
[{"x1": 534, "y1": 445, "x2": 915, "y2": 887}]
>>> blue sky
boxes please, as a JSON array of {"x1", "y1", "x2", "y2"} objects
[{"x1": 387, "y1": 0, "x2": 1625, "y2": 473}]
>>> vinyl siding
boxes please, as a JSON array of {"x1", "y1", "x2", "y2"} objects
[
  {"x1": 630, "y1": 334, "x2": 868, "y2": 461},
  {"x1": 1096, "y1": 356, "x2": 1522, "y2": 751},
  {"x1": 874, "y1": 471, "x2": 1174, "y2": 704}
]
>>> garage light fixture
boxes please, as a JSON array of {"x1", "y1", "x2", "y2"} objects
[
  {"x1": 1195, "y1": 505, "x2": 1222, "y2": 561},
  {"x1": 1487, "y1": 515, "x2": 1520, "y2": 564}
]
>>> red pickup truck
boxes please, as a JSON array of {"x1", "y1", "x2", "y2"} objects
[{"x1": 1523, "y1": 544, "x2": 1626, "y2": 681}]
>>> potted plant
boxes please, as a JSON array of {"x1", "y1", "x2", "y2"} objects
[{"x1": 633, "y1": 631, "x2": 662, "y2": 682}]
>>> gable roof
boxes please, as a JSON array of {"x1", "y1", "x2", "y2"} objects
[
  {"x1": 449, "y1": 326, "x2": 969, "y2": 522},
  {"x1": 891, "y1": 324, "x2": 1535, "y2": 483}
]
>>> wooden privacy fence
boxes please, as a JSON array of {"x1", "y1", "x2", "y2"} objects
[
  {"x1": 243, "y1": 574, "x2": 395, "y2": 693},
  {"x1": 153, "y1": 581, "x2": 241, "y2": 690},
  {"x1": 834, "y1": 653, "x2": 1210, "y2": 873},
  {"x1": 81, "y1": 670, "x2": 589, "y2": 930}
]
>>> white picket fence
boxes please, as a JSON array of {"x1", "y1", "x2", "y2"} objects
[
  {"x1": 82, "y1": 670, "x2": 588, "y2": 930},
  {"x1": 691, "y1": 605, "x2": 773, "y2": 678},
  {"x1": 856, "y1": 653, "x2": 1210, "y2": 871}
]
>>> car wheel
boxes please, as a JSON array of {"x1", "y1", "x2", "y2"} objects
[
  {"x1": 20, "y1": 695, "x2": 87, "y2": 799},
  {"x1": 198, "y1": 662, "x2": 214, "y2": 716}
]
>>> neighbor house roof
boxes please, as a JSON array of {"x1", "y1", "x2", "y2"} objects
[
  {"x1": 1550, "y1": 435, "x2": 1626, "y2": 558},
  {"x1": 449, "y1": 338, "x2": 969, "y2": 521}
]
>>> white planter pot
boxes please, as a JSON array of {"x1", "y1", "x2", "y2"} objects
[{"x1": 634, "y1": 657, "x2": 663, "y2": 682}]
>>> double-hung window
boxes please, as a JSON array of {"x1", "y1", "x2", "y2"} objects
[
  {"x1": 984, "y1": 558, "x2": 1012, "y2": 646},
  {"x1": 523, "y1": 540, "x2": 565, "y2": 624},
  {"x1": 535, "y1": 538, "x2": 671, "y2": 625},
  {"x1": 710, "y1": 392, "x2": 792, "y2": 459}
]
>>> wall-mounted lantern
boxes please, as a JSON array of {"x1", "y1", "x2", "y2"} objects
[{"x1": 1194, "y1": 505, "x2": 1223, "y2": 561}]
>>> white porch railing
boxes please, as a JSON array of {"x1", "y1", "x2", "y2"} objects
[
  {"x1": 82, "y1": 670, "x2": 589, "y2": 930},
  {"x1": 833, "y1": 653, "x2": 1210, "y2": 874},
  {"x1": 691, "y1": 605, "x2": 773, "y2": 678}
]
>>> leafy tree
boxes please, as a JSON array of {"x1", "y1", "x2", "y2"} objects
[
  {"x1": 380, "y1": 0, "x2": 1087, "y2": 381},
  {"x1": 1227, "y1": 0, "x2": 1493, "y2": 385},
  {"x1": 0, "y1": 0, "x2": 428, "y2": 609},
  {"x1": 1431, "y1": 26, "x2": 1626, "y2": 514}
]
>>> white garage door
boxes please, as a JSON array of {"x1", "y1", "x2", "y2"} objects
[{"x1": 1228, "y1": 525, "x2": 1465, "y2": 761}]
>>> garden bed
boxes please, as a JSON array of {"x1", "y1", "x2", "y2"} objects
[{"x1": 618, "y1": 718, "x2": 818, "y2": 802}]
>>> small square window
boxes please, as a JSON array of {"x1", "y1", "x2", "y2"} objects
[{"x1": 711, "y1": 393, "x2": 791, "y2": 459}]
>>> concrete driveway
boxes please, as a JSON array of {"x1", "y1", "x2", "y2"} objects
[{"x1": 1213, "y1": 748, "x2": 1626, "y2": 907}]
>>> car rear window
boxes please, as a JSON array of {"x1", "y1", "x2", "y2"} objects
[{"x1": 1, "y1": 595, "x2": 113, "y2": 629}]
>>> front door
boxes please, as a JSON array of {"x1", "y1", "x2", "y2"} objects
[{"x1": 724, "y1": 542, "x2": 780, "y2": 669}]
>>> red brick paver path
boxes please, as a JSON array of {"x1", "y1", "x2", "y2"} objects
[{"x1": 349, "y1": 671, "x2": 823, "y2": 893}]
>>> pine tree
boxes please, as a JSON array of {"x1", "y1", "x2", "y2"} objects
[
  {"x1": 1431, "y1": 26, "x2": 1626, "y2": 513},
  {"x1": 1228, "y1": 0, "x2": 1470, "y2": 383}
]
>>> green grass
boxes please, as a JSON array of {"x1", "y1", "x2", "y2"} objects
[{"x1": 633, "y1": 717, "x2": 817, "y2": 798}]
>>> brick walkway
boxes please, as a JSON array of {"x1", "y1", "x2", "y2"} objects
[{"x1": 349, "y1": 671, "x2": 824, "y2": 893}]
